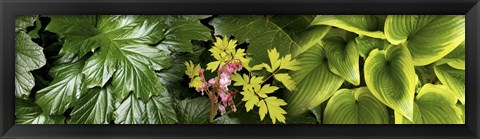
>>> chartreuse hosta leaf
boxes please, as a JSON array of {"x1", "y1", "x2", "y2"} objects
[
  {"x1": 352, "y1": 36, "x2": 389, "y2": 58},
  {"x1": 364, "y1": 45, "x2": 416, "y2": 121},
  {"x1": 395, "y1": 84, "x2": 462, "y2": 124},
  {"x1": 69, "y1": 86, "x2": 114, "y2": 124},
  {"x1": 15, "y1": 99, "x2": 64, "y2": 124},
  {"x1": 322, "y1": 29, "x2": 360, "y2": 85},
  {"x1": 15, "y1": 16, "x2": 47, "y2": 99},
  {"x1": 36, "y1": 61, "x2": 85, "y2": 115},
  {"x1": 437, "y1": 41, "x2": 465, "y2": 70},
  {"x1": 384, "y1": 15, "x2": 465, "y2": 66},
  {"x1": 311, "y1": 15, "x2": 385, "y2": 39},
  {"x1": 285, "y1": 44, "x2": 344, "y2": 116},
  {"x1": 175, "y1": 97, "x2": 210, "y2": 124},
  {"x1": 47, "y1": 15, "x2": 173, "y2": 102},
  {"x1": 210, "y1": 15, "x2": 330, "y2": 65},
  {"x1": 434, "y1": 64, "x2": 465, "y2": 104},
  {"x1": 324, "y1": 87, "x2": 389, "y2": 124}
]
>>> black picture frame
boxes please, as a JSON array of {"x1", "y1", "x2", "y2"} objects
[{"x1": 1, "y1": 0, "x2": 479, "y2": 138}]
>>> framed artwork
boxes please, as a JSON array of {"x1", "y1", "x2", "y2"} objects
[{"x1": 1, "y1": 0, "x2": 479, "y2": 138}]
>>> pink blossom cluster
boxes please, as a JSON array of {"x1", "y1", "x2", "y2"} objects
[{"x1": 195, "y1": 60, "x2": 243, "y2": 115}]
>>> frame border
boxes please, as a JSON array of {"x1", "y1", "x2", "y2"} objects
[{"x1": 1, "y1": 0, "x2": 479, "y2": 138}]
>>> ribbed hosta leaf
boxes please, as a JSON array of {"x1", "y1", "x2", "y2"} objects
[
  {"x1": 456, "y1": 103, "x2": 465, "y2": 123},
  {"x1": 15, "y1": 99, "x2": 65, "y2": 124},
  {"x1": 285, "y1": 44, "x2": 344, "y2": 116},
  {"x1": 437, "y1": 41, "x2": 465, "y2": 70},
  {"x1": 69, "y1": 86, "x2": 114, "y2": 124},
  {"x1": 146, "y1": 96, "x2": 178, "y2": 124},
  {"x1": 434, "y1": 64, "x2": 465, "y2": 104},
  {"x1": 395, "y1": 84, "x2": 462, "y2": 124},
  {"x1": 15, "y1": 16, "x2": 46, "y2": 99},
  {"x1": 47, "y1": 15, "x2": 173, "y2": 102},
  {"x1": 210, "y1": 15, "x2": 330, "y2": 65},
  {"x1": 175, "y1": 97, "x2": 211, "y2": 124},
  {"x1": 322, "y1": 29, "x2": 360, "y2": 85},
  {"x1": 311, "y1": 15, "x2": 385, "y2": 39},
  {"x1": 384, "y1": 15, "x2": 465, "y2": 66},
  {"x1": 114, "y1": 93, "x2": 147, "y2": 124},
  {"x1": 352, "y1": 36, "x2": 389, "y2": 58},
  {"x1": 36, "y1": 61, "x2": 85, "y2": 115},
  {"x1": 364, "y1": 45, "x2": 416, "y2": 120},
  {"x1": 324, "y1": 87, "x2": 389, "y2": 124}
]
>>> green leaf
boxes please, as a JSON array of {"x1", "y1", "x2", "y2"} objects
[
  {"x1": 395, "y1": 84, "x2": 462, "y2": 124},
  {"x1": 213, "y1": 115, "x2": 241, "y2": 124},
  {"x1": 15, "y1": 16, "x2": 46, "y2": 99},
  {"x1": 155, "y1": 15, "x2": 212, "y2": 53},
  {"x1": 323, "y1": 87, "x2": 389, "y2": 124},
  {"x1": 16, "y1": 15, "x2": 38, "y2": 32},
  {"x1": 210, "y1": 16, "x2": 329, "y2": 65},
  {"x1": 27, "y1": 19, "x2": 41, "y2": 38},
  {"x1": 69, "y1": 86, "x2": 114, "y2": 124},
  {"x1": 36, "y1": 61, "x2": 85, "y2": 115},
  {"x1": 15, "y1": 32, "x2": 46, "y2": 99},
  {"x1": 384, "y1": 15, "x2": 465, "y2": 66},
  {"x1": 434, "y1": 64, "x2": 465, "y2": 104},
  {"x1": 285, "y1": 44, "x2": 344, "y2": 116},
  {"x1": 146, "y1": 96, "x2": 178, "y2": 124},
  {"x1": 311, "y1": 15, "x2": 385, "y2": 39},
  {"x1": 15, "y1": 98, "x2": 65, "y2": 124},
  {"x1": 364, "y1": 45, "x2": 416, "y2": 121},
  {"x1": 175, "y1": 97, "x2": 211, "y2": 124},
  {"x1": 47, "y1": 15, "x2": 173, "y2": 102},
  {"x1": 273, "y1": 73, "x2": 296, "y2": 91},
  {"x1": 322, "y1": 30, "x2": 361, "y2": 85},
  {"x1": 269, "y1": 15, "x2": 331, "y2": 56},
  {"x1": 114, "y1": 93, "x2": 147, "y2": 124},
  {"x1": 352, "y1": 36, "x2": 389, "y2": 58}
]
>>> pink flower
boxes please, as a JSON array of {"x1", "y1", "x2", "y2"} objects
[
  {"x1": 208, "y1": 78, "x2": 216, "y2": 87},
  {"x1": 219, "y1": 73, "x2": 231, "y2": 90},
  {"x1": 228, "y1": 97, "x2": 237, "y2": 112},
  {"x1": 218, "y1": 105, "x2": 226, "y2": 115},
  {"x1": 218, "y1": 90, "x2": 230, "y2": 105}
]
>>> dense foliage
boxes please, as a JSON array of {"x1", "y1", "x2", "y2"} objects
[{"x1": 15, "y1": 15, "x2": 465, "y2": 124}]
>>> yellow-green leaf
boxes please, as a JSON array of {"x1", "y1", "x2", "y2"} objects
[
  {"x1": 323, "y1": 87, "x2": 389, "y2": 124},
  {"x1": 384, "y1": 15, "x2": 465, "y2": 66},
  {"x1": 256, "y1": 84, "x2": 279, "y2": 98},
  {"x1": 395, "y1": 84, "x2": 462, "y2": 124},
  {"x1": 434, "y1": 64, "x2": 465, "y2": 104},
  {"x1": 273, "y1": 73, "x2": 296, "y2": 91},
  {"x1": 285, "y1": 44, "x2": 344, "y2": 116},
  {"x1": 311, "y1": 15, "x2": 385, "y2": 39},
  {"x1": 258, "y1": 100, "x2": 268, "y2": 120},
  {"x1": 265, "y1": 97, "x2": 288, "y2": 124},
  {"x1": 364, "y1": 45, "x2": 416, "y2": 121}
]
